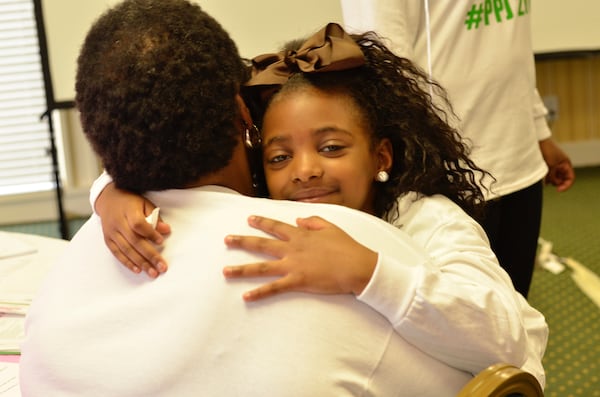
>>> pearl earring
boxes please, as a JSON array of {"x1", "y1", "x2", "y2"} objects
[{"x1": 376, "y1": 170, "x2": 389, "y2": 183}]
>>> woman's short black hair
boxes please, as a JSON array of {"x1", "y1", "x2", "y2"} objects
[{"x1": 76, "y1": 0, "x2": 248, "y2": 192}]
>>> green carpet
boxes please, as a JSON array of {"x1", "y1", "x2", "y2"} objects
[
  {"x1": 529, "y1": 166, "x2": 600, "y2": 397},
  {"x1": 2, "y1": 167, "x2": 599, "y2": 395}
]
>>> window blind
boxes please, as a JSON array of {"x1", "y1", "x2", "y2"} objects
[{"x1": 0, "y1": 0, "x2": 54, "y2": 196}]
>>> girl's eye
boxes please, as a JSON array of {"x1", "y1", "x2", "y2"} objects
[
  {"x1": 320, "y1": 144, "x2": 345, "y2": 153},
  {"x1": 267, "y1": 154, "x2": 290, "y2": 164}
]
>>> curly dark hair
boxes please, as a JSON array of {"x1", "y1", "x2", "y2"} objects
[
  {"x1": 243, "y1": 31, "x2": 493, "y2": 221},
  {"x1": 76, "y1": 0, "x2": 248, "y2": 192}
]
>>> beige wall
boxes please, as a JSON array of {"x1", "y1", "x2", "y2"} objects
[
  {"x1": 43, "y1": 0, "x2": 343, "y2": 103},
  {"x1": 44, "y1": 0, "x2": 600, "y2": 142},
  {"x1": 5, "y1": 0, "x2": 598, "y2": 224},
  {"x1": 531, "y1": 0, "x2": 600, "y2": 54}
]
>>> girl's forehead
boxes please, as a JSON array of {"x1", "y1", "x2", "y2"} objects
[
  {"x1": 261, "y1": 89, "x2": 376, "y2": 148},
  {"x1": 268, "y1": 86, "x2": 359, "y2": 114},
  {"x1": 265, "y1": 89, "x2": 357, "y2": 121},
  {"x1": 276, "y1": 84, "x2": 347, "y2": 100},
  {"x1": 266, "y1": 86, "x2": 371, "y2": 132}
]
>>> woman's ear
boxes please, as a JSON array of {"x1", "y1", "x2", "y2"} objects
[
  {"x1": 236, "y1": 93, "x2": 253, "y2": 127},
  {"x1": 376, "y1": 138, "x2": 393, "y2": 172}
]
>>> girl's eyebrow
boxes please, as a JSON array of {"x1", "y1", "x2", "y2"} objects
[
  {"x1": 264, "y1": 126, "x2": 354, "y2": 148},
  {"x1": 263, "y1": 134, "x2": 290, "y2": 148},
  {"x1": 314, "y1": 126, "x2": 353, "y2": 136}
]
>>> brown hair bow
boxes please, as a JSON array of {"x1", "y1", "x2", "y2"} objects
[{"x1": 246, "y1": 22, "x2": 365, "y2": 87}]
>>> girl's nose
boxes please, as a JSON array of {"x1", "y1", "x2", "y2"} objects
[{"x1": 291, "y1": 153, "x2": 324, "y2": 183}]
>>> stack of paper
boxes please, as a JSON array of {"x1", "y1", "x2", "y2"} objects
[
  {"x1": 0, "y1": 362, "x2": 21, "y2": 396},
  {"x1": 0, "y1": 231, "x2": 68, "y2": 355},
  {"x1": 0, "y1": 314, "x2": 25, "y2": 355},
  {"x1": 0, "y1": 233, "x2": 36, "y2": 260}
]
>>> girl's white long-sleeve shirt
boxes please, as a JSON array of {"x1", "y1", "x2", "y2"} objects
[{"x1": 361, "y1": 192, "x2": 547, "y2": 386}]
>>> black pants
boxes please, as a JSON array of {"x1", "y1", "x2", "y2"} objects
[{"x1": 480, "y1": 180, "x2": 543, "y2": 298}]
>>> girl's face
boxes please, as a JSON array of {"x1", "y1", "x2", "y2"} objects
[{"x1": 261, "y1": 87, "x2": 392, "y2": 214}]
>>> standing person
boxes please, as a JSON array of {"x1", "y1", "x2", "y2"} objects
[
  {"x1": 19, "y1": 2, "x2": 546, "y2": 396},
  {"x1": 340, "y1": 0, "x2": 575, "y2": 297},
  {"x1": 87, "y1": 22, "x2": 547, "y2": 389}
]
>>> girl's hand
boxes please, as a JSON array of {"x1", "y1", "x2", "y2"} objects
[
  {"x1": 222, "y1": 215, "x2": 377, "y2": 301},
  {"x1": 96, "y1": 183, "x2": 171, "y2": 277}
]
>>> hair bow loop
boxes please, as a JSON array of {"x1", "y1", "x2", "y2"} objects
[{"x1": 247, "y1": 23, "x2": 365, "y2": 87}]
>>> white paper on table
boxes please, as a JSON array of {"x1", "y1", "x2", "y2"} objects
[
  {"x1": 0, "y1": 314, "x2": 25, "y2": 354},
  {"x1": 0, "y1": 300, "x2": 28, "y2": 316},
  {"x1": 0, "y1": 233, "x2": 68, "y2": 300},
  {"x1": 0, "y1": 362, "x2": 21, "y2": 396},
  {"x1": 0, "y1": 232, "x2": 37, "y2": 260}
]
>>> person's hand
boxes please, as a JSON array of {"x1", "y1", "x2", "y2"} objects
[
  {"x1": 96, "y1": 183, "x2": 171, "y2": 277},
  {"x1": 222, "y1": 215, "x2": 377, "y2": 301},
  {"x1": 539, "y1": 138, "x2": 575, "y2": 192}
]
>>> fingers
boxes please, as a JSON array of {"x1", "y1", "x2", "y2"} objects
[
  {"x1": 96, "y1": 184, "x2": 169, "y2": 277},
  {"x1": 108, "y1": 230, "x2": 167, "y2": 278},
  {"x1": 242, "y1": 279, "x2": 290, "y2": 301},
  {"x1": 547, "y1": 161, "x2": 575, "y2": 192},
  {"x1": 244, "y1": 214, "x2": 332, "y2": 238},
  {"x1": 295, "y1": 216, "x2": 328, "y2": 230},
  {"x1": 130, "y1": 215, "x2": 164, "y2": 245},
  {"x1": 105, "y1": 236, "x2": 142, "y2": 275},
  {"x1": 122, "y1": 211, "x2": 169, "y2": 276},
  {"x1": 224, "y1": 234, "x2": 283, "y2": 258},
  {"x1": 222, "y1": 264, "x2": 295, "y2": 301},
  {"x1": 106, "y1": 213, "x2": 168, "y2": 277},
  {"x1": 155, "y1": 220, "x2": 171, "y2": 236},
  {"x1": 553, "y1": 172, "x2": 574, "y2": 192},
  {"x1": 223, "y1": 262, "x2": 280, "y2": 278},
  {"x1": 246, "y1": 215, "x2": 294, "y2": 241}
]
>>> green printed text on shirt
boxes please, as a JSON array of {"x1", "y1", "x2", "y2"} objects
[{"x1": 464, "y1": 0, "x2": 530, "y2": 30}]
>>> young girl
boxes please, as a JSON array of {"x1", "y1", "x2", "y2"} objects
[
  {"x1": 91, "y1": 23, "x2": 547, "y2": 385},
  {"x1": 93, "y1": 22, "x2": 489, "y2": 278}
]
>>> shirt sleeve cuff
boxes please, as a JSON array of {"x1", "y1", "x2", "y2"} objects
[
  {"x1": 357, "y1": 252, "x2": 425, "y2": 326},
  {"x1": 89, "y1": 170, "x2": 113, "y2": 214}
]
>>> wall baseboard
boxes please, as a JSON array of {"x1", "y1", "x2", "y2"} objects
[{"x1": 559, "y1": 139, "x2": 600, "y2": 168}]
